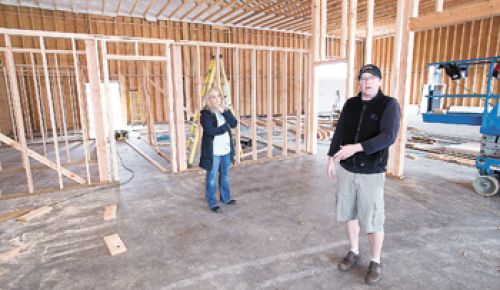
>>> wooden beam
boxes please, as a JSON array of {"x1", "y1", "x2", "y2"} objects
[
  {"x1": 281, "y1": 52, "x2": 288, "y2": 156},
  {"x1": 103, "y1": 205, "x2": 117, "y2": 220},
  {"x1": 213, "y1": 0, "x2": 253, "y2": 23},
  {"x1": 165, "y1": 45, "x2": 178, "y2": 173},
  {"x1": 346, "y1": 0, "x2": 357, "y2": 102},
  {"x1": 54, "y1": 55, "x2": 71, "y2": 163},
  {"x1": 171, "y1": 45, "x2": 187, "y2": 171},
  {"x1": 4, "y1": 35, "x2": 34, "y2": 193},
  {"x1": 203, "y1": 0, "x2": 238, "y2": 22},
  {"x1": 234, "y1": 48, "x2": 241, "y2": 164},
  {"x1": 71, "y1": 38, "x2": 91, "y2": 184},
  {"x1": 129, "y1": 0, "x2": 140, "y2": 15},
  {"x1": 156, "y1": 0, "x2": 174, "y2": 18},
  {"x1": 17, "y1": 206, "x2": 52, "y2": 222},
  {"x1": 365, "y1": 0, "x2": 374, "y2": 64},
  {"x1": 295, "y1": 52, "x2": 302, "y2": 153},
  {"x1": 387, "y1": 0, "x2": 419, "y2": 177},
  {"x1": 340, "y1": 0, "x2": 348, "y2": 58},
  {"x1": 125, "y1": 140, "x2": 168, "y2": 173},
  {"x1": 85, "y1": 39, "x2": 111, "y2": 182},
  {"x1": 179, "y1": 0, "x2": 204, "y2": 20},
  {"x1": 251, "y1": 49, "x2": 257, "y2": 160},
  {"x1": 29, "y1": 53, "x2": 47, "y2": 157},
  {"x1": 320, "y1": 0, "x2": 327, "y2": 60},
  {"x1": 436, "y1": 0, "x2": 444, "y2": 12},
  {"x1": 193, "y1": 0, "x2": 225, "y2": 21},
  {"x1": 267, "y1": 50, "x2": 273, "y2": 158},
  {"x1": 101, "y1": 41, "x2": 119, "y2": 182},
  {"x1": 409, "y1": 0, "x2": 500, "y2": 31},
  {"x1": 168, "y1": 1, "x2": 189, "y2": 19},
  {"x1": 40, "y1": 36, "x2": 63, "y2": 189},
  {"x1": 144, "y1": 0, "x2": 159, "y2": 17}
]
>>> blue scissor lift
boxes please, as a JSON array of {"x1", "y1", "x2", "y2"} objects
[{"x1": 421, "y1": 56, "x2": 500, "y2": 197}]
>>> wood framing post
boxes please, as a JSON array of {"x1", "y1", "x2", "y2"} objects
[
  {"x1": 101, "y1": 40, "x2": 119, "y2": 182},
  {"x1": 85, "y1": 39, "x2": 111, "y2": 182},
  {"x1": 436, "y1": 0, "x2": 443, "y2": 12},
  {"x1": 340, "y1": 0, "x2": 348, "y2": 58},
  {"x1": 365, "y1": 0, "x2": 374, "y2": 64},
  {"x1": 4, "y1": 35, "x2": 33, "y2": 193},
  {"x1": 72, "y1": 38, "x2": 91, "y2": 184},
  {"x1": 320, "y1": 0, "x2": 327, "y2": 60},
  {"x1": 346, "y1": 0, "x2": 357, "y2": 101},
  {"x1": 387, "y1": 0, "x2": 419, "y2": 177},
  {"x1": 171, "y1": 45, "x2": 187, "y2": 171},
  {"x1": 234, "y1": 49, "x2": 241, "y2": 164},
  {"x1": 267, "y1": 50, "x2": 273, "y2": 158},
  {"x1": 165, "y1": 45, "x2": 178, "y2": 173},
  {"x1": 251, "y1": 49, "x2": 258, "y2": 160},
  {"x1": 40, "y1": 36, "x2": 63, "y2": 189},
  {"x1": 308, "y1": 0, "x2": 321, "y2": 154}
]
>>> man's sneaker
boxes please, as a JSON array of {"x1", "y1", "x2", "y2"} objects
[
  {"x1": 364, "y1": 261, "x2": 382, "y2": 284},
  {"x1": 337, "y1": 250, "x2": 361, "y2": 271}
]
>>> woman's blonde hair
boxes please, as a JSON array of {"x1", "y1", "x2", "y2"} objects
[{"x1": 205, "y1": 86, "x2": 222, "y2": 110}]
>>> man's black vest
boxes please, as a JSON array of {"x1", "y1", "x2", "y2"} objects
[{"x1": 340, "y1": 91, "x2": 395, "y2": 174}]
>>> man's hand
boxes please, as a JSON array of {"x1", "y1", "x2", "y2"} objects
[
  {"x1": 327, "y1": 156, "x2": 336, "y2": 179},
  {"x1": 333, "y1": 144, "x2": 363, "y2": 161}
]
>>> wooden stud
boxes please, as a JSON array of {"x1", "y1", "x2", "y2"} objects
[
  {"x1": 30, "y1": 53, "x2": 47, "y2": 157},
  {"x1": 4, "y1": 35, "x2": 34, "y2": 193},
  {"x1": 234, "y1": 48, "x2": 241, "y2": 164},
  {"x1": 387, "y1": 0, "x2": 419, "y2": 177},
  {"x1": 54, "y1": 55, "x2": 71, "y2": 162},
  {"x1": 340, "y1": 0, "x2": 348, "y2": 58},
  {"x1": 40, "y1": 36, "x2": 64, "y2": 189},
  {"x1": 72, "y1": 38, "x2": 91, "y2": 184},
  {"x1": 165, "y1": 45, "x2": 178, "y2": 173},
  {"x1": 281, "y1": 52, "x2": 288, "y2": 156},
  {"x1": 171, "y1": 45, "x2": 187, "y2": 171},
  {"x1": 365, "y1": 0, "x2": 374, "y2": 64},
  {"x1": 295, "y1": 52, "x2": 302, "y2": 153},
  {"x1": 85, "y1": 39, "x2": 111, "y2": 182},
  {"x1": 346, "y1": 0, "x2": 357, "y2": 101},
  {"x1": 2, "y1": 67, "x2": 17, "y2": 141},
  {"x1": 251, "y1": 49, "x2": 257, "y2": 160},
  {"x1": 101, "y1": 40, "x2": 120, "y2": 182},
  {"x1": 267, "y1": 50, "x2": 273, "y2": 158}
]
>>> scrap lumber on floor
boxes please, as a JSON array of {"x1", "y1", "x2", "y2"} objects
[
  {"x1": 103, "y1": 234, "x2": 127, "y2": 256},
  {"x1": 16, "y1": 206, "x2": 53, "y2": 222}
]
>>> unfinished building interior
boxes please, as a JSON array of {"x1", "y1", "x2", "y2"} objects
[{"x1": 0, "y1": 0, "x2": 499, "y2": 289}]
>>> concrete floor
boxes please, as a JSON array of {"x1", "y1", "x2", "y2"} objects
[{"x1": 0, "y1": 137, "x2": 499, "y2": 289}]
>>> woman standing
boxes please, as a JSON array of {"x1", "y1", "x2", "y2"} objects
[{"x1": 199, "y1": 87, "x2": 238, "y2": 213}]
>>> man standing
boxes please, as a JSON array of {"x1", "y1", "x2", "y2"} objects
[{"x1": 327, "y1": 64, "x2": 400, "y2": 284}]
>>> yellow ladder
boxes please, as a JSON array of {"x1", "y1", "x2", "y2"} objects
[{"x1": 186, "y1": 54, "x2": 232, "y2": 166}]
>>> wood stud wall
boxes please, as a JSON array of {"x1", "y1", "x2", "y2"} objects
[
  {"x1": 373, "y1": 16, "x2": 500, "y2": 107},
  {"x1": 0, "y1": 5, "x2": 309, "y2": 135}
]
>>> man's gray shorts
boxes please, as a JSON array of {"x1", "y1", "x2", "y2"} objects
[{"x1": 335, "y1": 163, "x2": 386, "y2": 233}]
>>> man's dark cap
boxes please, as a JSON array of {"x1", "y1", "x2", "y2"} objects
[{"x1": 358, "y1": 64, "x2": 382, "y2": 80}]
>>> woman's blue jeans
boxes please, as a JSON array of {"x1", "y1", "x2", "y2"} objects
[{"x1": 205, "y1": 153, "x2": 231, "y2": 209}]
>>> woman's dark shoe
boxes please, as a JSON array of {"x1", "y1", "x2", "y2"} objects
[
  {"x1": 224, "y1": 199, "x2": 237, "y2": 205},
  {"x1": 210, "y1": 206, "x2": 221, "y2": 213}
]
